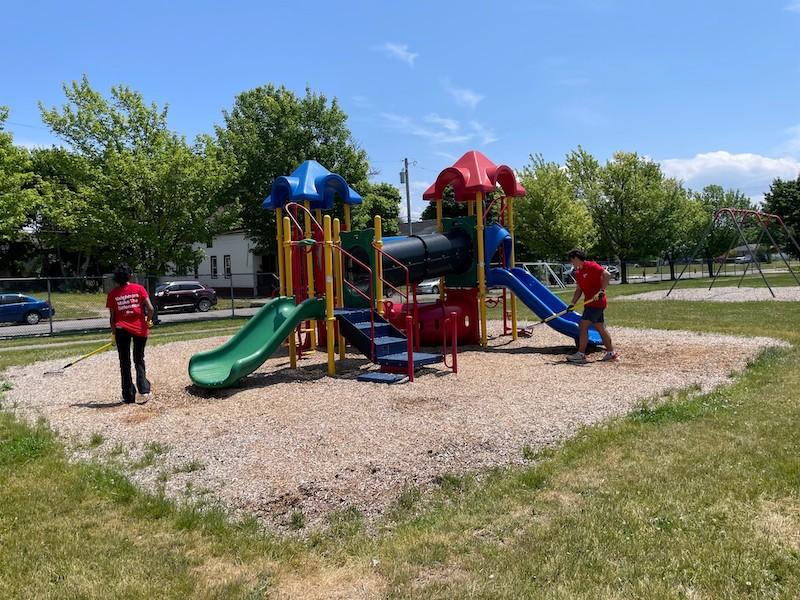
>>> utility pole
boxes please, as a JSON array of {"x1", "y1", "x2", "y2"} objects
[{"x1": 400, "y1": 158, "x2": 413, "y2": 235}]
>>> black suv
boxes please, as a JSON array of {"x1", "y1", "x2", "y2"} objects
[{"x1": 154, "y1": 281, "x2": 217, "y2": 312}]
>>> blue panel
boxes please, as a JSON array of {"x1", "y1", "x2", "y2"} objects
[{"x1": 486, "y1": 267, "x2": 602, "y2": 346}]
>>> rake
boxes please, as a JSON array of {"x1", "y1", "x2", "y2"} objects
[
  {"x1": 518, "y1": 292, "x2": 602, "y2": 337},
  {"x1": 44, "y1": 341, "x2": 115, "y2": 376}
]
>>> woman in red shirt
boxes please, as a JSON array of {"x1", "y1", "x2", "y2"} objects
[{"x1": 106, "y1": 266, "x2": 155, "y2": 404}]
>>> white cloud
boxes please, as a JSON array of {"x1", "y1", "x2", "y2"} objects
[
  {"x1": 376, "y1": 43, "x2": 418, "y2": 66},
  {"x1": 660, "y1": 151, "x2": 800, "y2": 201},
  {"x1": 785, "y1": 1, "x2": 800, "y2": 12},
  {"x1": 351, "y1": 95, "x2": 371, "y2": 108},
  {"x1": 425, "y1": 113, "x2": 459, "y2": 132},
  {"x1": 444, "y1": 80, "x2": 484, "y2": 109},
  {"x1": 469, "y1": 121, "x2": 498, "y2": 145},
  {"x1": 379, "y1": 112, "x2": 472, "y2": 144},
  {"x1": 433, "y1": 151, "x2": 457, "y2": 161}
]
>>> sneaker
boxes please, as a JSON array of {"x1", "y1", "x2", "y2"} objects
[
  {"x1": 567, "y1": 351, "x2": 587, "y2": 364},
  {"x1": 601, "y1": 351, "x2": 619, "y2": 362},
  {"x1": 121, "y1": 398, "x2": 135, "y2": 404}
]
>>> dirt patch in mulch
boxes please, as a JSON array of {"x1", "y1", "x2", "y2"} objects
[{"x1": 2, "y1": 322, "x2": 786, "y2": 530}]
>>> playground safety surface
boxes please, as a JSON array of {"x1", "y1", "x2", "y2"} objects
[{"x1": 4, "y1": 321, "x2": 787, "y2": 530}]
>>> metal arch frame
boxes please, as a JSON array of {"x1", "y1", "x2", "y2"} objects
[{"x1": 667, "y1": 208, "x2": 800, "y2": 298}]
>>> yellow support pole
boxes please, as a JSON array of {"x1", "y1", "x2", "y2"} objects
[
  {"x1": 374, "y1": 215, "x2": 384, "y2": 315},
  {"x1": 282, "y1": 216, "x2": 297, "y2": 368},
  {"x1": 343, "y1": 204, "x2": 351, "y2": 232},
  {"x1": 476, "y1": 192, "x2": 487, "y2": 347},
  {"x1": 436, "y1": 198, "x2": 444, "y2": 302},
  {"x1": 315, "y1": 208, "x2": 322, "y2": 227},
  {"x1": 333, "y1": 218, "x2": 346, "y2": 361},
  {"x1": 323, "y1": 215, "x2": 336, "y2": 376},
  {"x1": 303, "y1": 201, "x2": 317, "y2": 349},
  {"x1": 275, "y1": 207, "x2": 285, "y2": 296},
  {"x1": 507, "y1": 196, "x2": 518, "y2": 341}
]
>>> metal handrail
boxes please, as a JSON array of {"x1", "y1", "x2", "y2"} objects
[
  {"x1": 442, "y1": 310, "x2": 458, "y2": 373},
  {"x1": 372, "y1": 242, "x2": 419, "y2": 350},
  {"x1": 335, "y1": 244, "x2": 376, "y2": 362},
  {"x1": 283, "y1": 201, "x2": 325, "y2": 238},
  {"x1": 483, "y1": 194, "x2": 509, "y2": 223}
]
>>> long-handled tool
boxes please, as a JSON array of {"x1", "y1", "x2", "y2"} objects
[
  {"x1": 44, "y1": 341, "x2": 114, "y2": 376},
  {"x1": 518, "y1": 292, "x2": 602, "y2": 337}
]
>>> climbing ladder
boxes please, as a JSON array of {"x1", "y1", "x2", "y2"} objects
[{"x1": 335, "y1": 307, "x2": 442, "y2": 383}]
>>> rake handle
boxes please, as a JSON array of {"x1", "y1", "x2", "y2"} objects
[{"x1": 60, "y1": 342, "x2": 114, "y2": 369}]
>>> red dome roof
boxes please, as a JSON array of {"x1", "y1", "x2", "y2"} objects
[{"x1": 422, "y1": 150, "x2": 526, "y2": 202}]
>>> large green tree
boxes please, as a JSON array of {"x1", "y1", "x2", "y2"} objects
[
  {"x1": 215, "y1": 85, "x2": 370, "y2": 256},
  {"x1": 692, "y1": 185, "x2": 754, "y2": 271},
  {"x1": 763, "y1": 175, "x2": 800, "y2": 256},
  {"x1": 40, "y1": 76, "x2": 235, "y2": 275},
  {"x1": 566, "y1": 148, "x2": 682, "y2": 283},
  {"x1": 351, "y1": 182, "x2": 401, "y2": 234},
  {"x1": 515, "y1": 154, "x2": 596, "y2": 260},
  {"x1": 420, "y1": 187, "x2": 466, "y2": 220},
  {"x1": 0, "y1": 107, "x2": 38, "y2": 241}
]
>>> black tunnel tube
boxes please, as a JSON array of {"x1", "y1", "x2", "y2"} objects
[{"x1": 379, "y1": 227, "x2": 473, "y2": 287}]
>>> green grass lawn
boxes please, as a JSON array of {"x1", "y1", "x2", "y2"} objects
[
  {"x1": 2, "y1": 298, "x2": 800, "y2": 597},
  {"x1": 0, "y1": 318, "x2": 248, "y2": 372}
]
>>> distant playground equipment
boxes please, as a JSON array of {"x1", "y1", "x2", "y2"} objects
[
  {"x1": 188, "y1": 151, "x2": 603, "y2": 388},
  {"x1": 668, "y1": 208, "x2": 800, "y2": 298}
]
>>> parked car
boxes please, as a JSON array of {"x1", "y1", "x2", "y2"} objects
[
  {"x1": 602, "y1": 264, "x2": 621, "y2": 280},
  {"x1": 734, "y1": 255, "x2": 755, "y2": 264},
  {"x1": 154, "y1": 281, "x2": 217, "y2": 312},
  {"x1": 0, "y1": 293, "x2": 54, "y2": 325},
  {"x1": 417, "y1": 278, "x2": 441, "y2": 295}
]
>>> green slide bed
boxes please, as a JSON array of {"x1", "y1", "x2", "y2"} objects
[{"x1": 188, "y1": 296, "x2": 325, "y2": 388}]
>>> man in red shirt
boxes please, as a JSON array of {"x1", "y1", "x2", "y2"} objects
[
  {"x1": 565, "y1": 248, "x2": 617, "y2": 364},
  {"x1": 106, "y1": 266, "x2": 155, "y2": 403}
]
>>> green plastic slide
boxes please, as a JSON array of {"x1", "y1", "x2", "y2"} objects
[{"x1": 188, "y1": 296, "x2": 326, "y2": 388}]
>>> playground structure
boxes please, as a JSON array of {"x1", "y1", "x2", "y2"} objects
[
  {"x1": 668, "y1": 208, "x2": 800, "y2": 298},
  {"x1": 188, "y1": 151, "x2": 603, "y2": 389}
]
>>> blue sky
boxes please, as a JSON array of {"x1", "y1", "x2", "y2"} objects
[{"x1": 3, "y1": 0, "x2": 800, "y2": 218}]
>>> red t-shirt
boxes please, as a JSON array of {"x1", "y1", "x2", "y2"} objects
[
  {"x1": 107, "y1": 283, "x2": 150, "y2": 337},
  {"x1": 575, "y1": 261, "x2": 608, "y2": 309}
]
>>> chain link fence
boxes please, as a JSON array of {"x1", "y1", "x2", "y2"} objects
[{"x1": 0, "y1": 272, "x2": 280, "y2": 339}]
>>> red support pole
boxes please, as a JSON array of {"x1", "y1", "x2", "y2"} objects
[
  {"x1": 451, "y1": 310, "x2": 458, "y2": 374},
  {"x1": 406, "y1": 314, "x2": 414, "y2": 383}
]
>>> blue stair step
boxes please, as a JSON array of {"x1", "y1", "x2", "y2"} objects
[
  {"x1": 356, "y1": 372, "x2": 407, "y2": 384},
  {"x1": 354, "y1": 321, "x2": 393, "y2": 336},
  {"x1": 377, "y1": 352, "x2": 442, "y2": 368},
  {"x1": 373, "y1": 336, "x2": 408, "y2": 356}
]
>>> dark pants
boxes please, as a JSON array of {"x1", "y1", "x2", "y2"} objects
[{"x1": 115, "y1": 328, "x2": 151, "y2": 402}]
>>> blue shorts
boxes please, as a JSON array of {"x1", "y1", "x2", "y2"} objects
[{"x1": 581, "y1": 306, "x2": 605, "y2": 323}]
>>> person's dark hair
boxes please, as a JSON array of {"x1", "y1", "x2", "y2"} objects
[
  {"x1": 567, "y1": 248, "x2": 587, "y2": 261},
  {"x1": 112, "y1": 265, "x2": 132, "y2": 285}
]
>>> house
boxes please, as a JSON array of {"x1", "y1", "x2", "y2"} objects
[{"x1": 190, "y1": 230, "x2": 277, "y2": 297}]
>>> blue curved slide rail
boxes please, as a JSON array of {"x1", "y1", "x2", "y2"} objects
[{"x1": 486, "y1": 267, "x2": 602, "y2": 346}]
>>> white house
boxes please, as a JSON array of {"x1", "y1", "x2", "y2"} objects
[{"x1": 190, "y1": 230, "x2": 273, "y2": 296}]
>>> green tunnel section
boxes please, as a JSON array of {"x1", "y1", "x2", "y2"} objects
[
  {"x1": 188, "y1": 296, "x2": 325, "y2": 388},
  {"x1": 340, "y1": 216, "x2": 477, "y2": 307}
]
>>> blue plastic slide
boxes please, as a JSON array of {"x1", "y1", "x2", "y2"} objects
[{"x1": 486, "y1": 266, "x2": 602, "y2": 346}]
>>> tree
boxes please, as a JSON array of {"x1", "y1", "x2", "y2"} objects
[
  {"x1": 567, "y1": 148, "x2": 679, "y2": 283},
  {"x1": 215, "y1": 84, "x2": 370, "y2": 256},
  {"x1": 351, "y1": 182, "x2": 401, "y2": 234},
  {"x1": 0, "y1": 107, "x2": 38, "y2": 241},
  {"x1": 420, "y1": 186, "x2": 467, "y2": 220},
  {"x1": 692, "y1": 185, "x2": 754, "y2": 272},
  {"x1": 763, "y1": 175, "x2": 800, "y2": 255},
  {"x1": 514, "y1": 154, "x2": 596, "y2": 260},
  {"x1": 39, "y1": 76, "x2": 235, "y2": 276}
]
